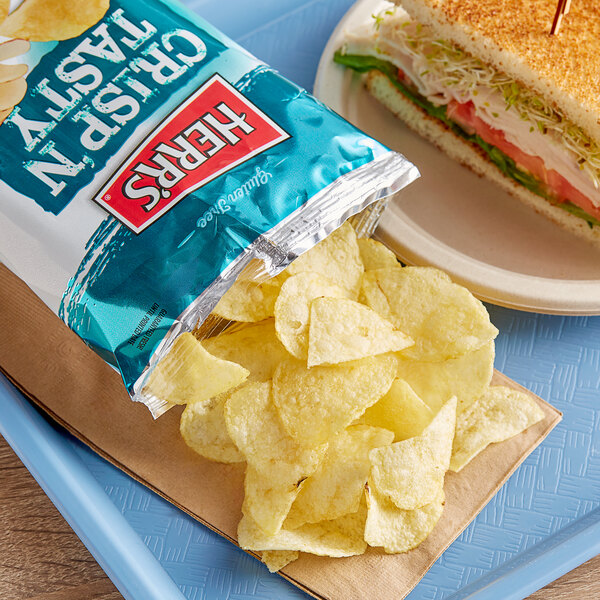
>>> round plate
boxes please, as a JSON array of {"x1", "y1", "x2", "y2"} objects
[{"x1": 314, "y1": 0, "x2": 600, "y2": 315}]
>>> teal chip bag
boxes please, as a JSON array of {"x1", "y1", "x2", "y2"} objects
[{"x1": 0, "y1": 0, "x2": 418, "y2": 415}]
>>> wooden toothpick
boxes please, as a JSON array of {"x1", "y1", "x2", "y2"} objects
[{"x1": 550, "y1": 0, "x2": 570, "y2": 35}]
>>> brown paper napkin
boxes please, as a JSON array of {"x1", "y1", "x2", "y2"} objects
[{"x1": 0, "y1": 263, "x2": 562, "y2": 600}]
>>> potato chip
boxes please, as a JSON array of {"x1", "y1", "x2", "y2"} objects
[
  {"x1": 202, "y1": 319, "x2": 288, "y2": 382},
  {"x1": 369, "y1": 397, "x2": 456, "y2": 510},
  {"x1": 285, "y1": 222, "x2": 363, "y2": 298},
  {"x1": 285, "y1": 425, "x2": 393, "y2": 529},
  {"x1": 361, "y1": 267, "x2": 498, "y2": 361},
  {"x1": 0, "y1": 77, "x2": 26, "y2": 111},
  {"x1": 238, "y1": 502, "x2": 368, "y2": 557},
  {"x1": 272, "y1": 354, "x2": 397, "y2": 446},
  {"x1": 0, "y1": 63, "x2": 28, "y2": 84},
  {"x1": 212, "y1": 277, "x2": 281, "y2": 322},
  {"x1": 0, "y1": 107, "x2": 11, "y2": 125},
  {"x1": 307, "y1": 297, "x2": 413, "y2": 367},
  {"x1": 0, "y1": 0, "x2": 109, "y2": 41},
  {"x1": 450, "y1": 386, "x2": 545, "y2": 472},
  {"x1": 0, "y1": 39, "x2": 30, "y2": 62},
  {"x1": 396, "y1": 342, "x2": 495, "y2": 414},
  {"x1": 224, "y1": 381, "x2": 327, "y2": 481},
  {"x1": 0, "y1": 0, "x2": 7, "y2": 22},
  {"x1": 243, "y1": 466, "x2": 304, "y2": 535},
  {"x1": 261, "y1": 550, "x2": 299, "y2": 573},
  {"x1": 180, "y1": 394, "x2": 244, "y2": 463},
  {"x1": 275, "y1": 272, "x2": 350, "y2": 359},
  {"x1": 144, "y1": 333, "x2": 249, "y2": 405},
  {"x1": 364, "y1": 483, "x2": 444, "y2": 553},
  {"x1": 360, "y1": 379, "x2": 434, "y2": 441},
  {"x1": 357, "y1": 238, "x2": 398, "y2": 271}
]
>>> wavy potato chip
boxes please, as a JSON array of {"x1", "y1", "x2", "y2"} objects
[
  {"x1": 450, "y1": 386, "x2": 545, "y2": 472},
  {"x1": 0, "y1": 63, "x2": 28, "y2": 84},
  {"x1": 0, "y1": 39, "x2": 30, "y2": 61},
  {"x1": 285, "y1": 425, "x2": 394, "y2": 529},
  {"x1": 364, "y1": 483, "x2": 445, "y2": 553},
  {"x1": 144, "y1": 333, "x2": 249, "y2": 405},
  {"x1": 285, "y1": 222, "x2": 363, "y2": 298},
  {"x1": 361, "y1": 379, "x2": 434, "y2": 442},
  {"x1": 224, "y1": 381, "x2": 327, "y2": 481},
  {"x1": 213, "y1": 277, "x2": 281, "y2": 322},
  {"x1": 307, "y1": 297, "x2": 413, "y2": 367},
  {"x1": 357, "y1": 238, "x2": 398, "y2": 271},
  {"x1": 202, "y1": 319, "x2": 288, "y2": 382},
  {"x1": 180, "y1": 394, "x2": 244, "y2": 463},
  {"x1": 261, "y1": 550, "x2": 299, "y2": 573},
  {"x1": 0, "y1": 77, "x2": 26, "y2": 111},
  {"x1": 369, "y1": 397, "x2": 456, "y2": 510},
  {"x1": 272, "y1": 354, "x2": 397, "y2": 447},
  {"x1": 238, "y1": 502, "x2": 368, "y2": 557},
  {"x1": 275, "y1": 271, "x2": 350, "y2": 359},
  {"x1": 396, "y1": 342, "x2": 495, "y2": 414},
  {"x1": 243, "y1": 466, "x2": 304, "y2": 535},
  {"x1": 0, "y1": 107, "x2": 11, "y2": 125},
  {"x1": 361, "y1": 267, "x2": 498, "y2": 361},
  {"x1": 0, "y1": 0, "x2": 110, "y2": 41}
]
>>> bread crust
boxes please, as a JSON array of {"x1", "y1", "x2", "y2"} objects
[
  {"x1": 393, "y1": 0, "x2": 600, "y2": 143},
  {"x1": 365, "y1": 70, "x2": 600, "y2": 248}
]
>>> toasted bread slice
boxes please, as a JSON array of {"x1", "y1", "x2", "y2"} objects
[
  {"x1": 393, "y1": 0, "x2": 600, "y2": 142},
  {"x1": 365, "y1": 69, "x2": 600, "y2": 247}
]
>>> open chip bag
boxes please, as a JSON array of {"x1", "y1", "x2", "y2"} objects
[
  {"x1": 0, "y1": 0, "x2": 561, "y2": 598},
  {"x1": 0, "y1": 0, "x2": 418, "y2": 416}
]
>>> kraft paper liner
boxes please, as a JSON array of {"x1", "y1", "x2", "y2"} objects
[{"x1": 0, "y1": 263, "x2": 562, "y2": 600}]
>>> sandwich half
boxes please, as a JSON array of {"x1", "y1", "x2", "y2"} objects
[{"x1": 334, "y1": 0, "x2": 600, "y2": 246}]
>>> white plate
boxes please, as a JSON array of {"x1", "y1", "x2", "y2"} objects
[{"x1": 314, "y1": 0, "x2": 600, "y2": 315}]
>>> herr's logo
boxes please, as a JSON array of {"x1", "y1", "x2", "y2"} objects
[{"x1": 95, "y1": 74, "x2": 290, "y2": 233}]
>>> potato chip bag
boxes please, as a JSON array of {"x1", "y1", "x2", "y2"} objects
[
  {"x1": 396, "y1": 342, "x2": 495, "y2": 414},
  {"x1": 202, "y1": 319, "x2": 288, "y2": 382},
  {"x1": 0, "y1": 0, "x2": 417, "y2": 418},
  {"x1": 180, "y1": 394, "x2": 243, "y2": 464},
  {"x1": 360, "y1": 379, "x2": 434, "y2": 441},
  {"x1": 307, "y1": 297, "x2": 413, "y2": 367},
  {"x1": 357, "y1": 238, "x2": 399, "y2": 271},
  {"x1": 450, "y1": 386, "x2": 545, "y2": 472},
  {"x1": 369, "y1": 397, "x2": 456, "y2": 510},
  {"x1": 272, "y1": 354, "x2": 397, "y2": 446},
  {"x1": 275, "y1": 272, "x2": 351, "y2": 360},
  {"x1": 361, "y1": 267, "x2": 498, "y2": 361},
  {"x1": 364, "y1": 483, "x2": 445, "y2": 553},
  {"x1": 285, "y1": 425, "x2": 393, "y2": 528},
  {"x1": 261, "y1": 550, "x2": 299, "y2": 573},
  {"x1": 143, "y1": 333, "x2": 249, "y2": 406},
  {"x1": 238, "y1": 502, "x2": 368, "y2": 557},
  {"x1": 284, "y1": 222, "x2": 364, "y2": 298}
]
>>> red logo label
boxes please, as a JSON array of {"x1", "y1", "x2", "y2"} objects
[{"x1": 95, "y1": 74, "x2": 290, "y2": 233}]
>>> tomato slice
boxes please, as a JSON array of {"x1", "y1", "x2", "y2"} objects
[{"x1": 446, "y1": 100, "x2": 600, "y2": 221}]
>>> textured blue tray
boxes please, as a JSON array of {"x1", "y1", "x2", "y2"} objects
[{"x1": 2, "y1": 1, "x2": 600, "y2": 599}]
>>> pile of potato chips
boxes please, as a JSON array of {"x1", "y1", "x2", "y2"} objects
[
  {"x1": 145, "y1": 222, "x2": 545, "y2": 572},
  {"x1": 0, "y1": 0, "x2": 110, "y2": 123}
]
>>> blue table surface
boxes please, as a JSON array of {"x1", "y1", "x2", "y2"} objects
[{"x1": 1, "y1": 1, "x2": 600, "y2": 600}]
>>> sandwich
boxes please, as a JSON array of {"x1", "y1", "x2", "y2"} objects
[{"x1": 334, "y1": 0, "x2": 600, "y2": 246}]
